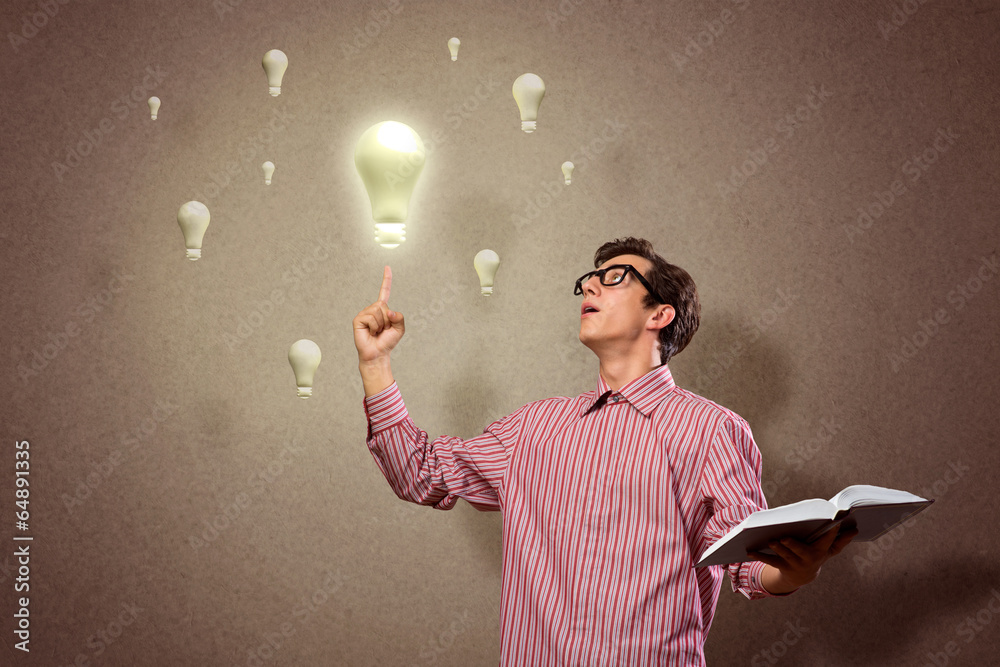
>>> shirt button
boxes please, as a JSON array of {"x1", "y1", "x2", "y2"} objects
[{"x1": 610, "y1": 396, "x2": 620, "y2": 402}]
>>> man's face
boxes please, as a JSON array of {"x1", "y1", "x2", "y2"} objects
[{"x1": 578, "y1": 254, "x2": 669, "y2": 353}]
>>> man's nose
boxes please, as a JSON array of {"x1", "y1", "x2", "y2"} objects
[{"x1": 583, "y1": 275, "x2": 602, "y2": 296}]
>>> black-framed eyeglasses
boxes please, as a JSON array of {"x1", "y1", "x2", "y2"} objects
[{"x1": 573, "y1": 264, "x2": 667, "y2": 304}]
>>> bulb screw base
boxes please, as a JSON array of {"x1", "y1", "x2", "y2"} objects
[
  {"x1": 269, "y1": 86, "x2": 281, "y2": 97},
  {"x1": 521, "y1": 120, "x2": 536, "y2": 133},
  {"x1": 186, "y1": 248, "x2": 202, "y2": 261},
  {"x1": 150, "y1": 114, "x2": 158, "y2": 120},
  {"x1": 297, "y1": 386, "x2": 313, "y2": 398},
  {"x1": 480, "y1": 287, "x2": 494, "y2": 296},
  {"x1": 375, "y1": 224, "x2": 406, "y2": 248}
]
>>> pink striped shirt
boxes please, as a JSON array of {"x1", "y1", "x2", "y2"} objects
[{"x1": 364, "y1": 363, "x2": 785, "y2": 666}]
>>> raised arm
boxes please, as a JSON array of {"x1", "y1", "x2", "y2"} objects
[{"x1": 353, "y1": 265, "x2": 514, "y2": 511}]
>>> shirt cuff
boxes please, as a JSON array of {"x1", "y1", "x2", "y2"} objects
[
  {"x1": 363, "y1": 382, "x2": 408, "y2": 438},
  {"x1": 736, "y1": 559, "x2": 795, "y2": 600}
]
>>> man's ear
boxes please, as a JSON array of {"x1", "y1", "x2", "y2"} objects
[{"x1": 648, "y1": 304, "x2": 675, "y2": 331}]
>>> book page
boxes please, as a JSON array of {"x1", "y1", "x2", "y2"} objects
[
  {"x1": 739, "y1": 498, "x2": 837, "y2": 528},
  {"x1": 829, "y1": 484, "x2": 928, "y2": 511}
]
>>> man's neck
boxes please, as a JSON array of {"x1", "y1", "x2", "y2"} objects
[{"x1": 598, "y1": 356, "x2": 661, "y2": 391}]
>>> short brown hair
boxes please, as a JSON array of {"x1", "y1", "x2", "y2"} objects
[{"x1": 593, "y1": 237, "x2": 700, "y2": 364}]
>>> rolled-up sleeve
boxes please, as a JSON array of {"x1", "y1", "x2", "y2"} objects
[
  {"x1": 363, "y1": 382, "x2": 518, "y2": 512},
  {"x1": 700, "y1": 415, "x2": 793, "y2": 600}
]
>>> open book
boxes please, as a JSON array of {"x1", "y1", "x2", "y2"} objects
[{"x1": 695, "y1": 484, "x2": 933, "y2": 568}]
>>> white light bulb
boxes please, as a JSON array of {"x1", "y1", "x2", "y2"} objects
[
  {"x1": 147, "y1": 96, "x2": 160, "y2": 120},
  {"x1": 474, "y1": 249, "x2": 501, "y2": 296},
  {"x1": 262, "y1": 49, "x2": 288, "y2": 97},
  {"x1": 447, "y1": 37, "x2": 460, "y2": 61},
  {"x1": 288, "y1": 339, "x2": 321, "y2": 399},
  {"x1": 561, "y1": 161, "x2": 574, "y2": 185},
  {"x1": 354, "y1": 121, "x2": 426, "y2": 249},
  {"x1": 176, "y1": 201, "x2": 210, "y2": 261},
  {"x1": 512, "y1": 73, "x2": 545, "y2": 133},
  {"x1": 262, "y1": 161, "x2": 275, "y2": 185}
]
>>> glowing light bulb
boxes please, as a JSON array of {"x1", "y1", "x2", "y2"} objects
[
  {"x1": 561, "y1": 161, "x2": 574, "y2": 184},
  {"x1": 474, "y1": 249, "x2": 501, "y2": 296},
  {"x1": 512, "y1": 73, "x2": 545, "y2": 133},
  {"x1": 448, "y1": 37, "x2": 460, "y2": 61},
  {"x1": 176, "y1": 201, "x2": 210, "y2": 261},
  {"x1": 262, "y1": 49, "x2": 288, "y2": 96},
  {"x1": 262, "y1": 161, "x2": 275, "y2": 185},
  {"x1": 354, "y1": 121, "x2": 426, "y2": 249},
  {"x1": 288, "y1": 339, "x2": 321, "y2": 399},
  {"x1": 147, "y1": 96, "x2": 160, "y2": 120}
]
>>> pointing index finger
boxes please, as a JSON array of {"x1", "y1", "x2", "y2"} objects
[{"x1": 378, "y1": 265, "x2": 392, "y2": 303}]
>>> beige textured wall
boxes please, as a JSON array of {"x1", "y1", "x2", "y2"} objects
[{"x1": 2, "y1": 0, "x2": 998, "y2": 665}]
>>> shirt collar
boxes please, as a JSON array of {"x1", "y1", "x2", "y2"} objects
[{"x1": 579, "y1": 364, "x2": 676, "y2": 417}]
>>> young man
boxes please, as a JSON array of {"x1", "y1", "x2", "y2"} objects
[{"x1": 353, "y1": 237, "x2": 856, "y2": 665}]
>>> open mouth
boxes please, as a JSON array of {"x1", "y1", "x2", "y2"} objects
[{"x1": 581, "y1": 303, "x2": 599, "y2": 316}]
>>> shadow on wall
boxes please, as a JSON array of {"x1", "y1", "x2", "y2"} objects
[
  {"x1": 809, "y1": 557, "x2": 1000, "y2": 664},
  {"x1": 680, "y1": 310, "x2": 795, "y2": 432}
]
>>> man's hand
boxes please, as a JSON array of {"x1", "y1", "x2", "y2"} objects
[
  {"x1": 353, "y1": 266, "x2": 405, "y2": 363},
  {"x1": 749, "y1": 523, "x2": 859, "y2": 594}
]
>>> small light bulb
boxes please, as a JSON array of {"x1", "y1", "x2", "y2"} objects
[
  {"x1": 288, "y1": 339, "x2": 322, "y2": 399},
  {"x1": 262, "y1": 161, "x2": 275, "y2": 185},
  {"x1": 561, "y1": 161, "x2": 574, "y2": 185},
  {"x1": 447, "y1": 37, "x2": 460, "y2": 61},
  {"x1": 177, "y1": 201, "x2": 210, "y2": 261},
  {"x1": 262, "y1": 49, "x2": 288, "y2": 96},
  {"x1": 474, "y1": 249, "x2": 501, "y2": 296},
  {"x1": 147, "y1": 96, "x2": 160, "y2": 120},
  {"x1": 512, "y1": 73, "x2": 546, "y2": 133}
]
